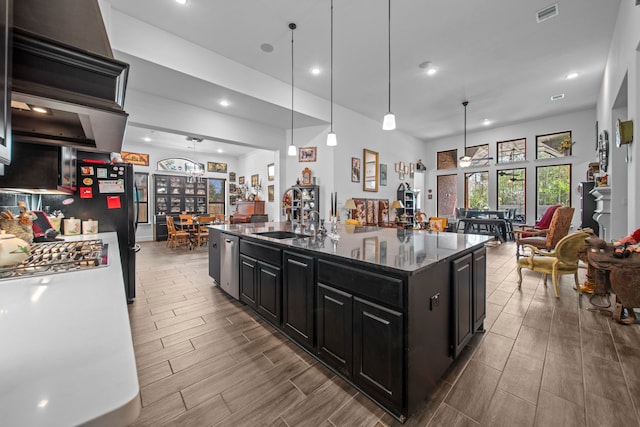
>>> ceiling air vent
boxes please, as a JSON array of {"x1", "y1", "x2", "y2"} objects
[
  {"x1": 537, "y1": 3, "x2": 558, "y2": 23},
  {"x1": 551, "y1": 93, "x2": 565, "y2": 101}
]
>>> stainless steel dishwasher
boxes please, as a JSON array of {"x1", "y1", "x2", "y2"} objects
[{"x1": 219, "y1": 233, "x2": 239, "y2": 299}]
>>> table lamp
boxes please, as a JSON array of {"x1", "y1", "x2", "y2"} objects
[
  {"x1": 390, "y1": 200, "x2": 404, "y2": 222},
  {"x1": 344, "y1": 199, "x2": 356, "y2": 220}
]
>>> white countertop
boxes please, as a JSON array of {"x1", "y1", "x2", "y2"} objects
[{"x1": 0, "y1": 232, "x2": 140, "y2": 426}]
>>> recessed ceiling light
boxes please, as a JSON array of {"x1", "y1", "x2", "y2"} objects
[
  {"x1": 565, "y1": 72, "x2": 579, "y2": 80},
  {"x1": 143, "y1": 136, "x2": 151, "y2": 142},
  {"x1": 32, "y1": 106, "x2": 48, "y2": 114},
  {"x1": 551, "y1": 93, "x2": 565, "y2": 101},
  {"x1": 418, "y1": 61, "x2": 437, "y2": 76},
  {"x1": 483, "y1": 119, "x2": 491, "y2": 126},
  {"x1": 175, "y1": 0, "x2": 187, "y2": 5},
  {"x1": 217, "y1": 149, "x2": 223, "y2": 153},
  {"x1": 260, "y1": 43, "x2": 274, "y2": 53},
  {"x1": 310, "y1": 67, "x2": 321, "y2": 75},
  {"x1": 219, "y1": 99, "x2": 230, "y2": 107}
]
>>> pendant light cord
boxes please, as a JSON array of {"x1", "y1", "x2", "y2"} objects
[
  {"x1": 290, "y1": 23, "x2": 296, "y2": 146},
  {"x1": 463, "y1": 100, "x2": 468, "y2": 151},
  {"x1": 387, "y1": 0, "x2": 391, "y2": 113},
  {"x1": 330, "y1": 0, "x2": 334, "y2": 132}
]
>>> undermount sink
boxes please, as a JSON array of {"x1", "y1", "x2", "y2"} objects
[{"x1": 253, "y1": 231, "x2": 309, "y2": 239}]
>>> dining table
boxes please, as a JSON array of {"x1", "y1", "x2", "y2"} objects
[{"x1": 458, "y1": 217, "x2": 509, "y2": 242}]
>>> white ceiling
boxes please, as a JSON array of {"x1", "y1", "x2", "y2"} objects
[{"x1": 109, "y1": 0, "x2": 621, "y2": 149}]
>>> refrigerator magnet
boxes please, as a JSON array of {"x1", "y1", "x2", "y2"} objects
[
  {"x1": 79, "y1": 187, "x2": 93, "y2": 198},
  {"x1": 106, "y1": 195, "x2": 121, "y2": 209},
  {"x1": 82, "y1": 177, "x2": 94, "y2": 186},
  {"x1": 96, "y1": 168, "x2": 107, "y2": 178},
  {"x1": 81, "y1": 166, "x2": 94, "y2": 175}
]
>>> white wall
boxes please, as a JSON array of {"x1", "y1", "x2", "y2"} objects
[
  {"x1": 596, "y1": 0, "x2": 640, "y2": 238},
  {"x1": 422, "y1": 108, "x2": 598, "y2": 228},
  {"x1": 236, "y1": 150, "x2": 280, "y2": 220},
  {"x1": 283, "y1": 104, "x2": 424, "y2": 220}
]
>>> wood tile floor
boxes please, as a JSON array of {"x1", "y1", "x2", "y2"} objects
[{"x1": 129, "y1": 240, "x2": 640, "y2": 426}]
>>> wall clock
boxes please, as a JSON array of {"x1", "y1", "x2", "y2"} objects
[
  {"x1": 615, "y1": 119, "x2": 633, "y2": 148},
  {"x1": 598, "y1": 131, "x2": 609, "y2": 172}
]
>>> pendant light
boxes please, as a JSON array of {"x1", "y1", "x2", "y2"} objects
[
  {"x1": 459, "y1": 101, "x2": 472, "y2": 167},
  {"x1": 382, "y1": 0, "x2": 396, "y2": 130},
  {"x1": 287, "y1": 23, "x2": 298, "y2": 156},
  {"x1": 326, "y1": 0, "x2": 337, "y2": 146}
]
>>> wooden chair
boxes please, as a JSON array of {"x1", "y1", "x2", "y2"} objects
[
  {"x1": 517, "y1": 229, "x2": 590, "y2": 297},
  {"x1": 194, "y1": 216, "x2": 214, "y2": 248},
  {"x1": 178, "y1": 213, "x2": 195, "y2": 231},
  {"x1": 166, "y1": 216, "x2": 189, "y2": 249},
  {"x1": 514, "y1": 206, "x2": 574, "y2": 259}
]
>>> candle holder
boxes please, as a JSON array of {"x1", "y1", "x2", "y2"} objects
[{"x1": 328, "y1": 216, "x2": 340, "y2": 240}]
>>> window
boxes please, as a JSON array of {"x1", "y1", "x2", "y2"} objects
[
  {"x1": 497, "y1": 168, "x2": 525, "y2": 222},
  {"x1": 437, "y1": 174, "x2": 457, "y2": 216},
  {"x1": 463, "y1": 144, "x2": 491, "y2": 166},
  {"x1": 208, "y1": 178, "x2": 226, "y2": 215},
  {"x1": 497, "y1": 138, "x2": 526, "y2": 163},
  {"x1": 464, "y1": 171, "x2": 489, "y2": 209},
  {"x1": 437, "y1": 149, "x2": 458, "y2": 170},
  {"x1": 536, "y1": 131, "x2": 572, "y2": 159},
  {"x1": 536, "y1": 164, "x2": 571, "y2": 219}
]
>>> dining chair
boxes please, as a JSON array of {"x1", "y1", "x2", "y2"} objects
[
  {"x1": 517, "y1": 229, "x2": 590, "y2": 297},
  {"x1": 178, "y1": 213, "x2": 195, "y2": 231},
  {"x1": 166, "y1": 216, "x2": 189, "y2": 249},
  {"x1": 514, "y1": 206, "x2": 574, "y2": 259},
  {"x1": 195, "y1": 216, "x2": 214, "y2": 248}
]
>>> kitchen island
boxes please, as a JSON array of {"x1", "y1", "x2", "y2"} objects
[
  {"x1": 209, "y1": 222, "x2": 490, "y2": 422},
  {"x1": 0, "y1": 232, "x2": 140, "y2": 426}
]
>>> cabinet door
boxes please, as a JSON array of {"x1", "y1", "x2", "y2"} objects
[
  {"x1": 473, "y1": 248, "x2": 487, "y2": 332},
  {"x1": 353, "y1": 297, "x2": 403, "y2": 409},
  {"x1": 239, "y1": 254, "x2": 257, "y2": 308},
  {"x1": 452, "y1": 254, "x2": 473, "y2": 358},
  {"x1": 257, "y1": 261, "x2": 281, "y2": 325},
  {"x1": 317, "y1": 283, "x2": 353, "y2": 376},
  {"x1": 208, "y1": 229, "x2": 221, "y2": 284},
  {"x1": 283, "y1": 252, "x2": 315, "y2": 350}
]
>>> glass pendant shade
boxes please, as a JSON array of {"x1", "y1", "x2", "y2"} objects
[
  {"x1": 326, "y1": 131, "x2": 337, "y2": 146},
  {"x1": 287, "y1": 143, "x2": 297, "y2": 156},
  {"x1": 383, "y1": 112, "x2": 396, "y2": 130},
  {"x1": 458, "y1": 156, "x2": 472, "y2": 168}
]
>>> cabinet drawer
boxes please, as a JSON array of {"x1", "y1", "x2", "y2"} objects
[
  {"x1": 318, "y1": 260, "x2": 403, "y2": 309},
  {"x1": 240, "y1": 239, "x2": 281, "y2": 266}
]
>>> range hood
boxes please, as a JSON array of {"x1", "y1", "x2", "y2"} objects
[{"x1": 10, "y1": 0, "x2": 129, "y2": 155}]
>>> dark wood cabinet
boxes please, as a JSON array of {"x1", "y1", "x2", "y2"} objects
[
  {"x1": 208, "y1": 227, "x2": 221, "y2": 284},
  {"x1": 283, "y1": 251, "x2": 315, "y2": 350},
  {"x1": 451, "y1": 253, "x2": 473, "y2": 358},
  {"x1": 240, "y1": 240, "x2": 282, "y2": 325},
  {"x1": 353, "y1": 297, "x2": 403, "y2": 409},
  {"x1": 473, "y1": 247, "x2": 487, "y2": 332},
  {"x1": 256, "y1": 261, "x2": 281, "y2": 325},
  {"x1": 317, "y1": 283, "x2": 353, "y2": 376},
  {"x1": 239, "y1": 254, "x2": 258, "y2": 308}
]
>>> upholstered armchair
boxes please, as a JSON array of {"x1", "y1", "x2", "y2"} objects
[
  {"x1": 517, "y1": 229, "x2": 589, "y2": 297},
  {"x1": 514, "y1": 206, "x2": 574, "y2": 259}
]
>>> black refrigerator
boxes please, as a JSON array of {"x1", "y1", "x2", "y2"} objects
[{"x1": 66, "y1": 161, "x2": 138, "y2": 303}]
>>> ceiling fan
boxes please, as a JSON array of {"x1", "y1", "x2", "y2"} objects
[
  {"x1": 498, "y1": 170, "x2": 524, "y2": 182},
  {"x1": 459, "y1": 101, "x2": 494, "y2": 167}
]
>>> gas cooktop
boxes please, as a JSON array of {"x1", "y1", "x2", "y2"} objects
[{"x1": 0, "y1": 240, "x2": 108, "y2": 280}]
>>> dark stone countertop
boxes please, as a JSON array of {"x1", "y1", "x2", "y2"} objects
[{"x1": 211, "y1": 222, "x2": 491, "y2": 274}]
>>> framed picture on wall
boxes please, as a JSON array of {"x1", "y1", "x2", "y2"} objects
[
  {"x1": 268, "y1": 185, "x2": 274, "y2": 202},
  {"x1": 351, "y1": 157, "x2": 361, "y2": 182},
  {"x1": 251, "y1": 174, "x2": 259, "y2": 187},
  {"x1": 239, "y1": 176, "x2": 245, "y2": 185},
  {"x1": 299, "y1": 147, "x2": 317, "y2": 162},
  {"x1": 379, "y1": 164, "x2": 387, "y2": 186}
]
